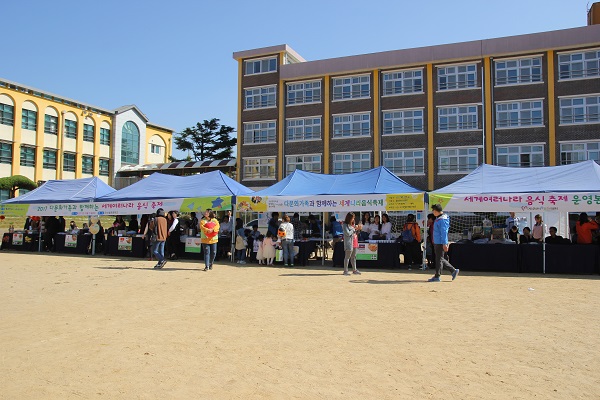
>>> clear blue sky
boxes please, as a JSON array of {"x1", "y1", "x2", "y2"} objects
[{"x1": 1, "y1": 0, "x2": 593, "y2": 160}]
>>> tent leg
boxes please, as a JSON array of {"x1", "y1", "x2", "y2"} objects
[
  {"x1": 92, "y1": 234, "x2": 96, "y2": 256},
  {"x1": 322, "y1": 212, "x2": 325, "y2": 267},
  {"x1": 421, "y1": 202, "x2": 429, "y2": 270}
]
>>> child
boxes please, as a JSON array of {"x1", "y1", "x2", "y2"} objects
[
  {"x1": 235, "y1": 231, "x2": 247, "y2": 264},
  {"x1": 262, "y1": 231, "x2": 277, "y2": 265},
  {"x1": 255, "y1": 234, "x2": 265, "y2": 264}
]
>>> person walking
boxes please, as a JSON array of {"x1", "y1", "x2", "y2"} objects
[
  {"x1": 152, "y1": 208, "x2": 168, "y2": 269},
  {"x1": 428, "y1": 204, "x2": 459, "y2": 282},
  {"x1": 279, "y1": 214, "x2": 295, "y2": 267},
  {"x1": 342, "y1": 212, "x2": 362, "y2": 276},
  {"x1": 200, "y1": 209, "x2": 220, "y2": 271},
  {"x1": 167, "y1": 211, "x2": 180, "y2": 260}
]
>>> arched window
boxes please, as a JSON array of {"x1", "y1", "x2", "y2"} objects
[{"x1": 121, "y1": 121, "x2": 140, "y2": 164}]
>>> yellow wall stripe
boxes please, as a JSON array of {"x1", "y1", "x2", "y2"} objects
[
  {"x1": 323, "y1": 75, "x2": 330, "y2": 174},
  {"x1": 373, "y1": 70, "x2": 380, "y2": 167},
  {"x1": 484, "y1": 57, "x2": 493, "y2": 164},
  {"x1": 426, "y1": 64, "x2": 434, "y2": 190},
  {"x1": 237, "y1": 60, "x2": 243, "y2": 182},
  {"x1": 547, "y1": 50, "x2": 556, "y2": 166}
]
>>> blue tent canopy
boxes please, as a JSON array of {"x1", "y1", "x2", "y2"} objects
[
  {"x1": 251, "y1": 167, "x2": 422, "y2": 196},
  {"x1": 432, "y1": 160, "x2": 600, "y2": 194},
  {"x1": 97, "y1": 170, "x2": 254, "y2": 201},
  {"x1": 2, "y1": 177, "x2": 115, "y2": 204}
]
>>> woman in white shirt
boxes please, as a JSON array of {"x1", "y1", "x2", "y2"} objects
[
  {"x1": 380, "y1": 213, "x2": 392, "y2": 239},
  {"x1": 279, "y1": 215, "x2": 295, "y2": 267},
  {"x1": 369, "y1": 215, "x2": 382, "y2": 239},
  {"x1": 360, "y1": 212, "x2": 372, "y2": 241}
]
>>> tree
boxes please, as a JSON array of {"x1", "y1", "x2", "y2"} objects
[
  {"x1": 174, "y1": 118, "x2": 236, "y2": 161},
  {"x1": 0, "y1": 175, "x2": 38, "y2": 198}
]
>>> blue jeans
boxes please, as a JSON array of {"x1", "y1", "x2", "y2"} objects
[
  {"x1": 282, "y1": 239, "x2": 294, "y2": 265},
  {"x1": 236, "y1": 249, "x2": 246, "y2": 262},
  {"x1": 152, "y1": 240, "x2": 165, "y2": 262},
  {"x1": 203, "y1": 243, "x2": 217, "y2": 268}
]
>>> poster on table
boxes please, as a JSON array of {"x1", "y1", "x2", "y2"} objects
[
  {"x1": 356, "y1": 242, "x2": 378, "y2": 260},
  {"x1": 0, "y1": 196, "x2": 233, "y2": 217},
  {"x1": 64, "y1": 234, "x2": 78, "y2": 248},
  {"x1": 236, "y1": 194, "x2": 424, "y2": 213},
  {"x1": 185, "y1": 237, "x2": 202, "y2": 253},
  {"x1": 429, "y1": 192, "x2": 600, "y2": 212},
  {"x1": 118, "y1": 237, "x2": 133, "y2": 251},
  {"x1": 12, "y1": 233, "x2": 23, "y2": 246}
]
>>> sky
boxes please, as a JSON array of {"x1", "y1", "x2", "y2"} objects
[{"x1": 0, "y1": 0, "x2": 593, "y2": 160}]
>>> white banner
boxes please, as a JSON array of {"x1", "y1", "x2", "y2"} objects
[{"x1": 429, "y1": 192, "x2": 600, "y2": 212}]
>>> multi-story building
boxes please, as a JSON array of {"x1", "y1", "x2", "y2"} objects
[
  {"x1": 233, "y1": 4, "x2": 600, "y2": 191},
  {"x1": 0, "y1": 78, "x2": 173, "y2": 199}
]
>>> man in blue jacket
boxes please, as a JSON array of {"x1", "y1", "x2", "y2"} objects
[{"x1": 428, "y1": 204, "x2": 459, "y2": 282}]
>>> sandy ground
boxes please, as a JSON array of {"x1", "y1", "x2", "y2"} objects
[{"x1": 1, "y1": 252, "x2": 599, "y2": 400}]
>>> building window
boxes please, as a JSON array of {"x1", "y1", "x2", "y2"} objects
[
  {"x1": 559, "y1": 49, "x2": 600, "y2": 80},
  {"x1": 64, "y1": 120, "x2": 77, "y2": 139},
  {"x1": 495, "y1": 57, "x2": 542, "y2": 85},
  {"x1": 243, "y1": 121, "x2": 276, "y2": 144},
  {"x1": 44, "y1": 114, "x2": 58, "y2": 134},
  {"x1": 382, "y1": 149, "x2": 425, "y2": 175},
  {"x1": 21, "y1": 109, "x2": 37, "y2": 130},
  {"x1": 42, "y1": 149, "x2": 57, "y2": 170},
  {"x1": 497, "y1": 145, "x2": 544, "y2": 167},
  {"x1": 244, "y1": 157, "x2": 276, "y2": 180},
  {"x1": 332, "y1": 75, "x2": 370, "y2": 100},
  {"x1": 437, "y1": 64, "x2": 477, "y2": 90},
  {"x1": 0, "y1": 103, "x2": 14, "y2": 126},
  {"x1": 438, "y1": 105, "x2": 478, "y2": 131},
  {"x1": 559, "y1": 95, "x2": 600, "y2": 124},
  {"x1": 332, "y1": 113, "x2": 370, "y2": 138},
  {"x1": 100, "y1": 127, "x2": 110, "y2": 146},
  {"x1": 0, "y1": 142, "x2": 12, "y2": 164},
  {"x1": 244, "y1": 57, "x2": 277, "y2": 75},
  {"x1": 496, "y1": 100, "x2": 543, "y2": 128},
  {"x1": 286, "y1": 154, "x2": 321, "y2": 175},
  {"x1": 382, "y1": 69, "x2": 423, "y2": 95},
  {"x1": 382, "y1": 109, "x2": 424, "y2": 135},
  {"x1": 63, "y1": 153, "x2": 76, "y2": 172},
  {"x1": 0, "y1": 189, "x2": 9, "y2": 202},
  {"x1": 99, "y1": 158, "x2": 110, "y2": 176},
  {"x1": 20, "y1": 146, "x2": 35, "y2": 167},
  {"x1": 287, "y1": 80, "x2": 321, "y2": 105},
  {"x1": 438, "y1": 148, "x2": 478, "y2": 173},
  {"x1": 150, "y1": 144, "x2": 162, "y2": 154},
  {"x1": 121, "y1": 121, "x2": 140, "y2": 164},
  {"x1": 83, "y1": 124, "x2": 94, "y2": 142},
  {"x1": 82, "y1": 155, "x2": 93, "y2": 174},
  {"x1": 560, "y1": 142, "x2": 600, "y2": 165},
  {"x1": 286, "y1": 117, "x2": 321, "y2": 141},
  {"x1": 332, "y1": 152, "x2": 371, "y2": 174},
  {"x1": 244, "y1": 85, "x2": 276, "y2": 109}
]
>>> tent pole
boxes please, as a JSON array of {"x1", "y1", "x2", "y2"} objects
[
  {"x1": 231, "y1": 205, "x2": 236, "y2": 263},
  {"x1": 322, "y1": 212, "x2": 325, "y2": 266},
  {"x1": 542, "y1": 211, "x2": 546, "y2": 274},
  {"x1": 422, "y1": 202, "x2": 429, "y2": 270}
]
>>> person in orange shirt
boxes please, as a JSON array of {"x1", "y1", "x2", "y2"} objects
[
  {"x1": 575, "y1": 212, "x2": 599, "y2": 244},
  {"x1": 200, "y1": 209, "x2": 220, "y2": 271},
  {"x1": 402, "y1": 213, "x2": 422, "y2": 269}
]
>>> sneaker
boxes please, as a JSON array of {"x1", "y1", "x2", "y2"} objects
[
  {"x1": 428, "y1": 276, "x2": 441, "y2": 282},
  {"x1": 156, "y1": 260, "x2": 167, "y2": 269},
  {"x1": 343, "y1": 271, "x2": 351, "y2": 276},
  {"x1": 452, "y1": 269, "x2": 460, "y2": 281},
  {"x1": 284, "y1": 264, "x2": 289, "y2": 267},
  {"x1": 353, "y1": 270, "x2": 361, "y2": 275},
  {"x1": 203, "y1": 267, "x2": 209, "y2": 271},
  {"x1": 153, "y1": 262, "x2": 161, "y2": 269},
  {"x1": 239, "y1": 261, "x2": 246, "y2": 265},
  {"x1": 209, "y1": 265, "x2": 213, "y2": 270},
  {"x1": 290, "y1": 264, "x2": 294, "y2": 268}
]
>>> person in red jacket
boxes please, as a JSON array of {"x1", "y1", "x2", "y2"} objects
[{"x1": 576, "y1": 212, "x2": 599, "y2": 244}]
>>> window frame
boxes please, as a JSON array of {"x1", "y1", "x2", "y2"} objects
[
  {"x1": 244, "y1": 85, "x2": 277, "y2": 110},
  {"x1": 437, "y1": 63, "x2": 478, "y2": 91},
  {"x1": 332, "y1": 151, "x2": 371, "y2": 175},
  {"x1": 42, "y1": 149, "x2": 57, "y2": 170},
  {"x1": 285, "y1": 154, "x2": 322, "y2": 176},
  {"x1": 285, "y1": 116, "x2": 322, "y2": 142},
  {"x1": 382, "y1": 108, "x2": 424, "y2": 135},
  {"x1": 437, "y1": 105, "x2": 479, "y2": 132},
  {"x1": 44, "y1": 114, "x2": 58, "y2": 134},
  {"x1": 243, "y1": 156, "x2": 277, "y2": 180},
  {"x1": 0, "y1": 103, "x2": 14, "y2": 126},
  {"x1": 63, "y1": 152, "x2": 76, "y2": 172},
  {"x1": 243, "y1": 120, "x2": 277, "y2": 144},
  {"x1": 437, "y1": 147, "x2": 479, "y2": 174},
  {"x1": 495, "y1": 99, "x2": 544, "y2": 129},
  {"x1": 332, "y1": 112, "x2": 371, "y2": 138},
  {"x1": 150, "y1": 143, "x2": 162, "y2": 154},
  {"x1": 560, "y1": 141, "x2": 600, "y2": 165},
  {"x1": 286, "y1": 80, "x2": 322, "y2": 105},
  {"x1": 332, "y1": 74, "x2": 370, "y2": 101},
  {"x1": 81, "y1": 155, "x2": 94, "y2": 174},
  {"x1": 100, "y1": 127, "x2": 110, "y2": 146},
  {"x1": 19, "y1": 145, "x2": 36, "y2": 167},
  {"x1": 558, "y1": 48, "x2": 600, "y2": 81},
  {"x1": 21, "y1": 109, "x2": 37, "y2": 130},
  {"x1": 0, "y1": 141, "x2": 12, "y2": 164},
  {"x1": 382, "y1": 148, "x2": 425, "y2": 176},
  {"x1": 496, "y1": 144, "x2": 545, "y2": 168},
  {"x1": 244, "y1": 56, "x2": 278, "y2": 76},
  {"x1": 64, "y1": 119, "x2": 77, "y2": 139},
  {"x1": 494, "y1": 56, "x2": 543, "y2": 86},
  {"x1": 83, "y1": 124, "x2": 94, "y2": 142},
  {"x1": 381, "y1": 68, "x2": 424, "y2": 96},
  {"x1": 559, "y1": 94, "x2": 600, "y2": 125},
  {"x1": 99, "y1": 158, "x2": 110, "y2": 176}
]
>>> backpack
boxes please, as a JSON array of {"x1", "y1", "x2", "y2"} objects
[
  {"x1": 401, "y1": 223, "x2": 417, "y2": 243},
  {"x1": 235, "y1": 234, "x2": 247, "y2": 250}
]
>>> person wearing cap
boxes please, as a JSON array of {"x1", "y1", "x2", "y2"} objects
[{"x1": 428, "y1": 204, "x2": 459, "y2": 282}]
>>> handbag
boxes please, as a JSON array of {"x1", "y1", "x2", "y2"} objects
[{"x1": 275, "y1": 249, "x2": 283, "y2": 262}]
